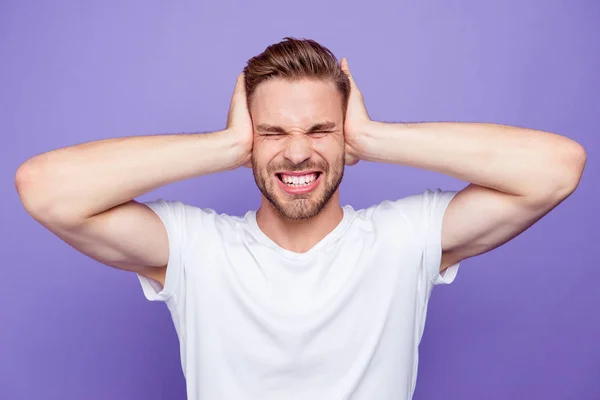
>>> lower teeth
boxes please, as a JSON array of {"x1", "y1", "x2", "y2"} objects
[{"x1": 286, "y1": 182, "x2": 312, "y2": 187}]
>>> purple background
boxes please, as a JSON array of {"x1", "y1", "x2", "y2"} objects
[{"x1": 2, "y1": 1, "x2": 598, "y2": 399}]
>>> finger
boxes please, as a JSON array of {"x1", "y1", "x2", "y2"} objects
[
  {"x1": 234, "y1": 72, "x2": 246, "y2": 96},
  {"x1": 231, "y1": 73, "x2": 248, "y2": 109},
  {"x1": 228, "y1": 73, "x2": 247, "y2": 126},
  {"x1": 340, "y1": 58, "x2": 354, "y2": 83},
  {"x1": 341, "y1": 57, "x2": 348, "y2": 71},
  {"x1": 341, "y1": 58, "x2": 361, "y2": 96}
]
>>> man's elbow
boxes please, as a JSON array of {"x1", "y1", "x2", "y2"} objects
[
  {"x1": 15, "y1": 161, "x2": 65, "y2": 223},
  {"x1": 15, "y1": 161, "x2": 42, "y2": 213},
  {"x1": 561, "y1": 141, "x2": 586, "y2": 193},
  {"x1": 546, "y1": 141, "x2": 586, "y2": 202}
]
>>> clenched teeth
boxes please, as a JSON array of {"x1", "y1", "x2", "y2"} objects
[{"x1": 280, "y1": 173, "x2": 318, "y2": 186}]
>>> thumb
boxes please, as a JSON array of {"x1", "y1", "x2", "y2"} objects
[
  {"x1": 341, "y1": 58, "x2": 362, "y2": 99},
  {"x1": 340, "y1": 58, "x2": 352, "y2": 81},
  {"x1": 340, "y1": 57, "x2": 370, "y2": 120},
  {"x1": 227, "y1": 73, "x2": 250, "y2": 129}
]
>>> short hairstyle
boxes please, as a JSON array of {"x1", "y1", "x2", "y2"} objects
[{"x1": 243, "y1": 37, "x2": 350, "y2": 115}]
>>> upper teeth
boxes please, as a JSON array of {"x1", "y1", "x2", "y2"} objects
[{"x1": 281, "y1": 173, "x2": 317, "y2": 185}]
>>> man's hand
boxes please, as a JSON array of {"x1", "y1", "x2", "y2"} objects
[
  {"x1": 340, "y1": 58, "x2": 374, "y2": 166},
  {"x1": 226, "y1": 72, "x2": 254, "y2": 168}
]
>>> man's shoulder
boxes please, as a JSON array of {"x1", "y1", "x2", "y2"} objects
[
  {"x1": 351, "y1": 188, "x2": 456, "y2": 229},
  {"x1": 142, "y1": 198, "x2": 254, "y2": 230},
  {"x1": 364, "y1": 188, "x2": 455, "y2": 213},
  {"x1": 353, "y1": 190, "x2": 428, "y2": 217}
]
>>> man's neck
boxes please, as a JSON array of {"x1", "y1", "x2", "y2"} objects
[{"x1": 255, "y1": 197, "x2": 344, "y2": 254}]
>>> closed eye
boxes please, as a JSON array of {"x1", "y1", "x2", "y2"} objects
[
  {"x1": 259, "y1": 131, "x2": 332, "y2": 139},
  {"x1": 256, "y1": 122, "x2": 338, "y2": 138},
  {"x1": 260, "y1": 133, "x2": 286, "y2": 139},
  {"x1": 308, "y1": 131, "x2": 332, "y2": 138}
]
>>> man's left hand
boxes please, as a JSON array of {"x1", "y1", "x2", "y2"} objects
[{"x1": 340, "y1": 57, "x2": 373, "y2": 166}]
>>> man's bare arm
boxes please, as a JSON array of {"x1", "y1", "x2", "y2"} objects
[
  {"x1": 339, "y1": 59, "x2": 586, "y2": 273},
  {"x1": 349, "y1": 121, "x2": 585, "y2": 272},
  {"x1": 15, "y1": 73, "x2": 253, "y2": 284}
]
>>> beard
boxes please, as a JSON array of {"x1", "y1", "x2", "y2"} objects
[{"x1": 252, "y1": 155, "x2": 345, "y2": 220}]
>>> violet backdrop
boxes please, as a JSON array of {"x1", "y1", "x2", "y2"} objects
[{"x1": 1, "y1": 1, "x2": 598, "y2": 399}]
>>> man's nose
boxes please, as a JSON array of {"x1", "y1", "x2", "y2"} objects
[{"x1": 283, "y1": 134, "x2": 312, "y2": 165}]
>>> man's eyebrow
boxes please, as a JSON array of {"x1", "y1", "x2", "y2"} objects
[
  {"x1": 308, "y1": 121, "x2": 337, "y2": 132},
  {"x1": 256, "y1": 121, "x2": 338, "y2": 133}
]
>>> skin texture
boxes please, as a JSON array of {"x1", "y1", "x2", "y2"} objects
[{"x1": 249, "y1": 78, "x2": 346, "y2": 220}]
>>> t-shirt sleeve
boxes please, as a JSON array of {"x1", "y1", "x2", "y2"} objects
[
  {"x1": 136, "y1": 199, "x2": 198, "y2": 302},
  {"x1": 421, "y1": 189, "x2": 461, "y2": 286},
  {"x1": 394, "y1": 188, "x2": 461, "y2": 286}
]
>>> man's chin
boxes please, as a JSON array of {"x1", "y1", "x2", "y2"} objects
[
  {"x1": 266, "y1": 195, "x2": 323, "y2": 220},
  {"x1": 256, "y1": 172, "x2": 340, "y2": 220},
  {"x1": 277, "y1": 206, "x2": 321, "y2": 220}
]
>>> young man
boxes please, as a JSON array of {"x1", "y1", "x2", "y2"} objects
[{"x1": 15, "y1": 37, "x2": 586, "y2": 399}]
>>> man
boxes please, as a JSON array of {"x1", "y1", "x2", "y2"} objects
[{"x1": 15, "y1": 37, "x2": 586, "y2": 399}]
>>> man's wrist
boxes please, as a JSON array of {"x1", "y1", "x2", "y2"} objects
[{"x1": 350, "y1": 120, "x2": 403, "y2": 163}]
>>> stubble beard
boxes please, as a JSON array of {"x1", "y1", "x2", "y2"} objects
[{"x1": 252, "y1": 156, "x2": 345, "y2": 220}]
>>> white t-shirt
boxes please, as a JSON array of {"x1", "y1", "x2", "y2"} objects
[{"x1": 137, "y1": 188, "x2": 460, "y2": 400}]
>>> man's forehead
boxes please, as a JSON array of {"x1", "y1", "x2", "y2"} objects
[
  {"x1": 251, "y1": 78, "x2": 340, "y2": 104},
  {"x1": 250, "y1": 78, "x2": 344, "y2": 126}
]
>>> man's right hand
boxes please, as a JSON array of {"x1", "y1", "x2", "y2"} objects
[{"x1": 226, "y1": 73, "x2": 254, "y2": 169}]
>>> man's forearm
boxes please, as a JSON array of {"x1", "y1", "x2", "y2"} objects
[
  {"x1": 355, "y1": 121, "x2": 586, "y2": 199},
  {"x1": 16, "y1": 130, "x2": 245, "y2": 223}
]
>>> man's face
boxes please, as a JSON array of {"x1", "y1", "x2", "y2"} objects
[{"x1": 249, "y1": 78, "x2": 345, "y2": 220}]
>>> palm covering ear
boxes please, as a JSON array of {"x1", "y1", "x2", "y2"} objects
[
  {"x1": 226, "y1": 73, "x2": 254, "y2": 168},
  {"x1": 340, "y1": 57, "x2": 372, "y2": 166}
]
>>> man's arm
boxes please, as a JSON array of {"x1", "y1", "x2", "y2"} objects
[
  {"x1": 15, "y1": 131, "x2": 245, "y2": 282},
  {"x1": 15, "y1": 73, "x2": 252, "y2": 286},
  {"x1": 340, "y1": 58, "x2": 586, "y2": 274},
  {"x1": 355, "y1": 121, "x2": 586, "y2": 272}
]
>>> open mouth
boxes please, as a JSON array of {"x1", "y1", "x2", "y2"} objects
[{"x1": 276, "y1": 172, "x2": 322, "y2": 187}]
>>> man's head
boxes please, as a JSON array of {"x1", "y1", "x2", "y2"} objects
[{"x1": 243, "y1": 37, "x2": 351, "y2": 220}]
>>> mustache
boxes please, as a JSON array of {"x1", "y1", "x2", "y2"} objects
[{"x1": 267, "y1": 160, "x2": 329, "y2": 174}]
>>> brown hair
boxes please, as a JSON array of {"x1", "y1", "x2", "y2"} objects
[{"x1": 243, "y1": 37, "x2": 350, "y2": 115}]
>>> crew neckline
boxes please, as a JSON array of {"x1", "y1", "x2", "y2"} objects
[{"x1": 246, "y1": 205, "x2": 355, "y2": 259}]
